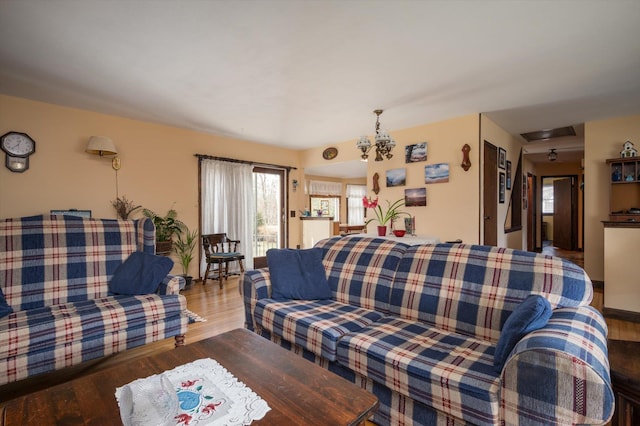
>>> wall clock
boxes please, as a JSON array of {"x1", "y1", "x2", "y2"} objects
[
  {"x1": 322, "y1": 147, "x2": 338, "y2": 160},
  {"x1": 1, "y1": 131, "x2": 36, "y2": 173}
]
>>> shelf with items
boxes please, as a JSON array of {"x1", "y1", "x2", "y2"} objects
[{"x1": 606, "y1": 157, "x2": 640, "y2": 222}]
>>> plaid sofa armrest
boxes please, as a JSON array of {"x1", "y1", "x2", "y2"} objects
[
  {"x1": 241, "y1": 268, "x2": 271, "y2": 332},
  {"x1": 157, "y1": 274, "x2": 184, "y2": 295},
  {"x1": 500, "y1": 306, "x2": 614, "y2": 425}
]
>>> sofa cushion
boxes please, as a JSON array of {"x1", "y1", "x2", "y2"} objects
[
  {"x1": 0, "y1": 294, "x2": 185, "y2": 359},
  {"x1": 266, "y1": 248, "x2": 331, "y2": 301},
  {"x1": 109, "y1": 252, "x2": 174, "y2": 295},
  {"x1": 255, "y1": 298, "x2": 384, "y2": 361},
  {"x1": 0, "y1": 287, "x2": 13, "y2": 319},
  {"x1": 389, "y1": 244, "x2": 592, "y2": 343},
  {"x1": 337, "y1": 316, "x2": 500, "y2": 426},
  {"x1": 315, "y1": 236, "x2": 408, "y2": 314},
  {"x1": 494, "y1": 295, "x2": 552, "y2": 371}
]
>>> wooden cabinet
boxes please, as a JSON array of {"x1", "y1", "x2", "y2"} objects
[{"x1": 606, "y1": 157, "x2": 640, "y2": 222}]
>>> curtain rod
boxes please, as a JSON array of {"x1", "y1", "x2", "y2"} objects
[{"x1": 195, "y1": 154, "x2": 297, "y2": 171}]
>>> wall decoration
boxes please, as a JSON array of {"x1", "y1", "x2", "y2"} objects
[
  {"x1": 372, "y1": 172, "x2": 380, "y2": 194},
  {"x1": 506, "y1": 160, "x2": 512, "y2": 189},
  {"x1": 405, "y1": 142, "x2": 427, "y2": 163},
  {"x1": 424, "y1": 163, "x2": 450, "y2": 184},
  {"x1": 405, "y1": 188, "x2": 427, "y2": 207},
  {"x1": 461, "y1": 143, "x2": 471, "y2": 171},
  {"x1": 498, "y1": 148, "x2": 506, "y2": 169},
  {"x1": 499, "y1": 172, "x2": 505, "y2": 203},
  {"x1": 386, "y1": 168, "x2": 406, "y2": 187},
  {"x1": 322, "y1": 147, "x2": 338, "y2": 160}
]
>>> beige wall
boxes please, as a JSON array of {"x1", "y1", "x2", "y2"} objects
[
  {"x1": 359, "y1": 114, "x2": 481, "y2": 243},
  {"x1": 480, "y1": 115, "x2": 525, "y2": 249},
  {"x1": 584, "y1": 114, "x2": 640, "y2": 281},
  {"x1": 0, "y1": 95, "x2": 303, "y2": 277}
]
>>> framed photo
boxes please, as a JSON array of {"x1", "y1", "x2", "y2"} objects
[
  {"x1": 50, "y1": 209, "x2": 92, "y2": 218},
  {"x1": 404, "y1": 188, "x2": 427, "y2": 207},
  {"x1": 405, "y1": 142, "x2": 427, "y2": 163},
  {"x1": 498, "y1": 148, "x2": 506, "y2": 170},
  {"x1": 506, "y1": 160, "x2": 512, "y2": 189},
  {"x1": 499, "y1": 172, "x2": 505, "y2": 203},
  {"x1": 424, "y1": 163, "x2": 450, "y2": 184},
  {"x1": 386, "y1": 168, "x2": 406, "y2": 187}
]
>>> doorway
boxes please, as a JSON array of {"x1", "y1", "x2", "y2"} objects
[
  {"x1": 252, "y1": 167, "x2": 286, "y2": 268},
  {"x1": 483, "y1": 141, "x2": 498, "y2": 246},
  {"x1": 541, "y1": 175, "x2": 579, "y2": 251}
]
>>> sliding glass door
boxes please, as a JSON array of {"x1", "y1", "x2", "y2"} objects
[{"x1": 252, "y1": 167, "x2": 286, "y2": 268}]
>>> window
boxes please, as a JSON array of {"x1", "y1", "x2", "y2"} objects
[
  {"x1": 346, "y1": 184, "x2": 366, "y2": 225},
  {"x1": 542, "y1": 181, "x2": 554, "y2": 214}
]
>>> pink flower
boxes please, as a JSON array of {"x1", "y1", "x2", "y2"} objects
[
  {"x1": 175, "y1": 413, "x2": 193, "y2": 425},
  {"x1": 362, "y1": 196, "x2": 379, "y2": 209},
  {"x1": 202, "y1": 401, "x2": 223, "y2": 414},
  {"x1": 181, "y1": 379, "x2": 200, "y2": 388}
]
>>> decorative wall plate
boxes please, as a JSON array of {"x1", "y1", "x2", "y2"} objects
[{"x1": 322, "y1": 147, "x2": 338, "y2": 160}]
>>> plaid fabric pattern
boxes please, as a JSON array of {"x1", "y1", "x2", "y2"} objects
[
  {"x1": 255, "y1": 298, "x2": 384, "y2": 361},
  {"x1": 0, "y1": 214, "x2": 188, "y2": 385},
  {"x1": 501, "y1": 306, "x2": 614, "y2": 425},
  {"x1": 390, "y1": 244, "x2": 592, "y2": 343},
  {"x1": 337, "y1": 316, "x2": 500, "y2": 426},
  {"x1": 315, "y1": 236, "x2": 408, "y2": 313},
  {"x1": 242, "y1": 268, "x2": 271, "y2": 331},
  {"x1": 0, "y1": 215, "x2": 140, "y2": 310}
]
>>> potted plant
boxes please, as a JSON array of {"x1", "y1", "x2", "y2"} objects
[
  {"x1": 111, "y1": 196, "x2": 142, "y2": 220},
  {"x1": 174, "y1": 226, "x2": 198, "y2": 287},
  {"x1": 142, "y1": 206, "x2": 185, "y2": 254},
  {"x1": 363, "y1": 196, "x2": 410, "y2": 236}
]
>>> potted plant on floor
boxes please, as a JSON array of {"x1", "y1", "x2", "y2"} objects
[
  {"x1": 174, "y1": 226, "x2": 198, "y2": 287},
  {"x1": 142, "y1": 206, "x2": 185, "y2": 254}
]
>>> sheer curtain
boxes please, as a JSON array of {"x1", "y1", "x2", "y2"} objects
[
  {"x1": 346, "y1": 184, "x2": 367, "y2": 225},
  {"x1": 201, "y1": 159, "x2": 255, "y2": 276}
]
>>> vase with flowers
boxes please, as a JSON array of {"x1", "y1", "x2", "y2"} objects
[{"x1": 363, "y1": 196, "x2": 410, "y2": 236}]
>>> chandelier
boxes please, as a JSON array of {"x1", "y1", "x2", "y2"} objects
[{"x1": 356, "y1": 109, "x2": 396, "y2": 161}]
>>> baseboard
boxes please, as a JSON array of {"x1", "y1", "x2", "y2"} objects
[{"x1": 603, "y1": 307, "x2": 640, "y2": 323}]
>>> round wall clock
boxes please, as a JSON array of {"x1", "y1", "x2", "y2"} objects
[
  {"x1": 322, "y1": 147, "x2": 338, "y2": 160},
  {"x1": 1, "y1": 131, "x2": 36, "y2": 173}
]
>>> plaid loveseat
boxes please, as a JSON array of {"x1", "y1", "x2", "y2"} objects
[
  {"x1": 242, "y1": 236, "x2": 613, "y2": 426},
  {"x1": 0, "y1": 214, "x2": 188, "y2": 386}
]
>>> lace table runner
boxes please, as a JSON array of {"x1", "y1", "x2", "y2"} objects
[{"x1": 115, "y1": 358, "x2": 271, "y2": 425}]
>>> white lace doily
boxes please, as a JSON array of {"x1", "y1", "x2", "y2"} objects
[{"x1": 115, "y1": 358, "x2": 271, "y2": 425}]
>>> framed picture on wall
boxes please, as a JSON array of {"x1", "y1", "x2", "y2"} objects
[
  {"x1": 498, "y1": 148, "x2": 506, "y2": 169},
  {"x1": 499, "y1": 172, "x2": 505, "y2": 203},
  {"x1": 506, "y1": 160, "x2": 512, "y2": 189}
]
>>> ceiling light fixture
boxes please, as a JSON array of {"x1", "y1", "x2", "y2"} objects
[
  {"x1": 356, "y1": 109, "x2": 396, "y2": 161},
  {"x1": 548, "y1": 149, "x2": 558, "y2": 162}
]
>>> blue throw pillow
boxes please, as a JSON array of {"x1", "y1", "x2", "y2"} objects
[
  {"x1": 494, "y1": 294, "x2": 552, "y2": 372},
  {"x1": 109, "y1": 252, "x2": 174, "y2": 295},
  {"x1": 267, "y1": 248, "x2": 331, "y2": 301},
  {"x1": 0, "y1": 286, "x2": 13, "y2": 319}
]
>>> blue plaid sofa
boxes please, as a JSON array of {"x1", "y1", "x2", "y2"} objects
[
  {"x1": 242, "y1": 236, "x2": 613, "y2": 425},
  {"x1": 0, "y1": 214, "x2": 188, "y2": 386}
]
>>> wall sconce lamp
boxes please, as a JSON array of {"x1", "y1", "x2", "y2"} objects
[
  {"x1": 292, "y1": 179, "x2": 299, "y2": 192},
  {"x1": 548, "y1": 148, "x2": 558, "y2": 162},
  {"x1": 86, "y1": 136, "x2": 121, "y2": 170}
]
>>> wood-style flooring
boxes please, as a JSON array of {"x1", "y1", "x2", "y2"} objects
[{"x1": 1, "y1": 254, "x2": 639, "y2": 405}]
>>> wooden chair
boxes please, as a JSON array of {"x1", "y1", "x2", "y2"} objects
[{"x1": 202, "y1": 233, "x2": 245, "y2": 288}]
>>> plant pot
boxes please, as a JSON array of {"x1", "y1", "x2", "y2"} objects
[
  {"x1": 155, "y1": 240, "x2": 173, "y2": 255},
  {"x1": 184, "y1": 275, "x2": 193, "y2": 288},
  {"x1": 377, "y1": 226, "x2": 387, "y2": 236}
]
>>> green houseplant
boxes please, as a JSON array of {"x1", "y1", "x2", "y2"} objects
[
  {"x1": 174, "y1": 227, "x2": 198, "y2": 286},
  {"x1": 142, "y1": 207, "x2": 185, "y2": 253},
  {"x1": 363, "y1": 196, "x2": 410, "y2": 236}
]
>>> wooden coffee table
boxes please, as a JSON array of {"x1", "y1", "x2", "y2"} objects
[{"x1": 0, "y1": 328, "x2": 378, "y2": 425}]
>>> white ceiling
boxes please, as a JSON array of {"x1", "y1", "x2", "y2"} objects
[{"x1": 1, "y1": 1, "x2": 639, "y2": 161}]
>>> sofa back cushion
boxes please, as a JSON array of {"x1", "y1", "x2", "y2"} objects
[
  {"x1": 0, "y1": 215, "x2": 154, "y2": 310},
  {"x1": 389, "y1": 244, "x2": 592, "y2": 343},
  {"x1": 315, "y1": 236, "x2": 408, "y2": 313}
]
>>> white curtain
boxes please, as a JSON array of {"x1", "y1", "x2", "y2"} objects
[
  {"x1": 201, "y1": 159, "x2": 255, "y2": 275},
  {"x1": 346, "y1": 184, "x2": 367, "y2": 225},
  {"x1": 308, "y1": 180, "x2": 342, "y2": 196}
]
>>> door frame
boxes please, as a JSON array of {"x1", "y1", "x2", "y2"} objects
[
  {"x1": 252, "y1": 166, "x2": 288, "y2": 268},
  {"x1": 540, "y1": 174, "x2": 579, "y2": 251},
  {"x1": 483, "y1": 140, "x2": 498, "y2": 246}
]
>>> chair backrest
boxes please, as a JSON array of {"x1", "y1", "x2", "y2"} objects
[{"x1": 202, "y1": 233, "x2": 240, "y2": 258}]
